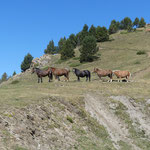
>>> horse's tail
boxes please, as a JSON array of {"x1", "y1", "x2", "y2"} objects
[
  {"x1": 129, "y1": 72, "x2": 132, "y2": 78},
  {"x1": 49, "y1": 70, "x2": 53, "y2": 80},
  {"x1": 88, "y1": 71, "x2": 91, "y2": 81}
]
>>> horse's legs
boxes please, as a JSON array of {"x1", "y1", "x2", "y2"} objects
[
  {"x1": 41, "y1": 77, "x2": 43, "y2": 83},
  {"x1": 57, "y1": 76, "x2": 60, "y2": 81},
  {"x1": 119, "y1": 78, "x2": 122, "y2": 82},
  {"x1": 99, "y1": 76, "x2": 102, "y2": 81},
  {"x1": 109, "y1": 74, "x2": 113, "y2": 82},
  {"x1": 77, "y1": 76, "x2": 80, "y2": 81},
  {"x1": 64, "y1": 74, "x2": 69, "y2": 82},
  {"x1": 86, "y1": 77, "x2": 88, "y2": 82},
  {"x1": 126, "y1": 76, "x2": 129, "y2": 82},
  {"x1": 89, "y1": 76, "x2": 90, "y2": 82},
  {"x1": 38, "y1": 78, "x2": 40, "y2": 83},
  {"x1": 66, "y1": 74, "x2": 69, "y2": 81}
]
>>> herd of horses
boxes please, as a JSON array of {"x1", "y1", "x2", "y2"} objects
[{"x1": 31, "y1": 67, "x2": 131, "y2": 83}]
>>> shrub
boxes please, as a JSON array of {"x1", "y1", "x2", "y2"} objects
[
  {"x1": 69, "y1": 62, "x2": 80, "y2": 67},
  {"x1": 134, "y1": 61, "x2": 141, "y2": 64},
  {"x1": 136, "y1": 50, "x2": 146, "y2": 55},
  {"x1": 11, "y1": 80, "x2": 19, "y2": 84},
  {"x1": 67, "y1": 116, "x2": 74, "y2": 123}
]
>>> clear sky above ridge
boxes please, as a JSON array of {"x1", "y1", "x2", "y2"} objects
[{"x1": 0, "y1": 0, "x2": 150, "y2": 77}]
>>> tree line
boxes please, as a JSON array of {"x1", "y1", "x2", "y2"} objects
[
  {"x1": 44, "y1": 24, "x2": 109, "y2": 62},
  {"x1": 0, "y1": 71, "x2": 16, "y2": 84},
  {"x1": 20, "y1": 17, "x2": 146, "y2": 72},
  {"x1": 109, "y1": 17, "x2": 146, "y2": 34}
]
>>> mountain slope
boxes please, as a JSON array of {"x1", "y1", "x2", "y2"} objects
[{"x1": 0, "y1": 28, "x2": 150, "y2": 150}]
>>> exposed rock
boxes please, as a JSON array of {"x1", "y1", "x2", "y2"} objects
[{"x1": 31, "y1": 54, "x2": 52, "y2": 68}]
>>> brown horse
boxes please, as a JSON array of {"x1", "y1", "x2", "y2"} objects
[
  {"x1": 50, "y1": 67, "x2": 70, "y2": 81},
  {"x1": 113, "y1": 70, "x2": 131, "y2": 82},
  {"x1": 93, "y1": 68, "x2": 113, "y2": 82},
  {"x1": 32, "y1": 67, "x2": 52, "y2": 83}
]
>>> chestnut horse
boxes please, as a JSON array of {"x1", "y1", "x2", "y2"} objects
[
  {"x1": 50, "y1": 67, "x2": 70, "y2": 81},
  {"x1": 93, "y1": 68, "x2": 113, "y2": 82},
  {"x1": 32, "y1": 67, "x2": 52, "y2": 83},
  {"x1": 113, "y1": 70, "x2": 131, "y2": 82}
]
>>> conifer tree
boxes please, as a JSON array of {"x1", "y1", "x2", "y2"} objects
[{"x1": 21, "y1": 53, "x2": 33, "y2": 72}]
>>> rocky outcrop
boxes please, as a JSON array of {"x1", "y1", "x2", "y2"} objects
[{"x1": 31, "y1": 54, "x2": 52, "y2": 68}]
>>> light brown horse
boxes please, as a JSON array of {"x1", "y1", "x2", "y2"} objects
[
  {"x1": 93, "y1": 68, "x2": 113, "y2": 82},
  {"x1": 113, "y1": 70, "x2": 131, "y2": 82},
  {"x1": 50, "y1": 67, "x2": 70, "y2": 81}
]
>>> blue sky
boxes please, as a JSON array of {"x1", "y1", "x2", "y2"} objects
[{"x1": 0, "y1": 0, "x2": 150, "y2": 77}]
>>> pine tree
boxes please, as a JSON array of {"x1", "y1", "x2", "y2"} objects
[
  {"x1": 89, "y1": 25, "x2": 96, "y2": 38},
  {"x1": 109, "y1": 20, "x2": 120, "y2": 34},
  {"x1": 96, "y1": 26, "x2": 109, "y2": 42},
  {"x1": 133, "y1": 17, "x2": 140, "y2": 28},
  {"x1": 21, "y1": 53, "x2": 33, "y2": 72},
  {"x1": 120, "y1": 17, "x2": 133, "y2": 30},
  {"x1": 139, "y1": 17, "x2": 146, "y2": 28},
  {"x1": 78, "y1": 24, "x2": 89, "y2": 45},
  {"x1": 1, "y1": 72, "x2": 8, "y2": 82},
  {"x1": 79, "y1": 36, "x2": 98, "y2": 62},
  {"x1": 58, "y1": 37, "x2": 66, "y2": 53},
  {"x1": 44, "y1": 40, "x2": 57, "y2": 54},
  {"x1": 69, "y1": 34, "x2": 77, "y2": 49},
  {"x1": 13, "y1": 71, "x2": 16, "y2": 76},
  {"x1": 60, "y1": 39, "x2": 75, "y2": 60}
]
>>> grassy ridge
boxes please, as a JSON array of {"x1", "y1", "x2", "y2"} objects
[{"x1": 0, "y1": 29, "x2": 150, "y2": 149}]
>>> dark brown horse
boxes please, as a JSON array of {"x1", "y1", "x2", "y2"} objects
[
  {"x1": 113, "y1": 70, "x2": 131, "y2": 82},
  {"x1": 50, "y1": 67, "x2": 70, "y2": 81},
  {"x1": 32, "y1": 67, "x2": 52, "y2": 83},
  {"x1": 93, "y1": 68, "x2": 113, "y2": 82}
]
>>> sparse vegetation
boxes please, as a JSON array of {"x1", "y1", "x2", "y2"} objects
[
  {"x1": 67, "y1": 116, "x2": 74, "y2": 123},
  {"x1": 136, "y1": 50, "x2": 146, "y2": 55},
  {"x1": 1, "y1": 21, "x2": 150, "y2": 150},
  {"x1": 11, "y1": 80, "x2": 20, "y2": 84}
]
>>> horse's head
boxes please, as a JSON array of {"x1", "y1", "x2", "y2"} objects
[
  {"x1": 31, "y1": 67, "x2": 36, "y2": 74},
  {"x1": 93, "y1": 68, "x2": 98, "y2": 73},
  {"x1": 72, "y1": 68, "x2": 76, "y2": 73}
]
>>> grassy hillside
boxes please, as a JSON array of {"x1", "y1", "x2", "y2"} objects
[{"x1": 0, "y1": 29, "x2": 150, "y2": 150}]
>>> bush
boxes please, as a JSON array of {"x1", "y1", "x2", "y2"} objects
[
  {"x1": 136, "y1": 50, "x2": 146, "y2": 55},
  {"x1": 79, "y1": 36, "x2": 98, "y2": 63},
  {"x1": 69, "y1": 62, "x2": 80, "y2": 67},
  {"x1": 134, "y1": 61, "x2": 141, "y2": 64},
  {"x1": 11, "y1": 80, "x2": 20, "y2": 84},
  {"x1": 67, "y1": 116, "x2": 74, "y2": 123}
]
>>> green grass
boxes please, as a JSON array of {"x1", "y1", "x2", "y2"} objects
[{"x1": 1, "y1": 29, "x2": 150, "y2": 150}]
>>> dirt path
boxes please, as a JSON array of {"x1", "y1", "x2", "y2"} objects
[
  {"x1": 132, "y1": 66, "x2": 150, "y2": 79},
  {"x1": 84, "y1": 94, "x2": 141, "y2": 150}
]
